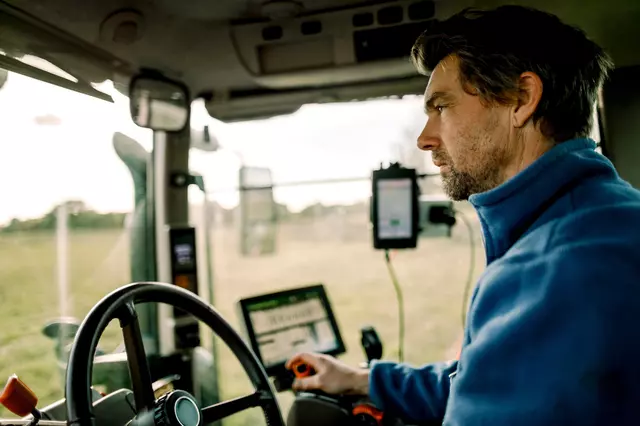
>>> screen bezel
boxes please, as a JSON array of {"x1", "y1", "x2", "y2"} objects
[
  {"x1": 371, "y1": 167, "x2": 419, "y2": 249},
  {"x1": 237, "y1": 284, "x2": 346, "y2": 377}
]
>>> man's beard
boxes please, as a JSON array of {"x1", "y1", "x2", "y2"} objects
[
  {"x1": 436, "y1": 113, "x2": 507, "y2": 200},
  {"x1": 441, "y1": 163, "x2": 503, "y2": 201}
]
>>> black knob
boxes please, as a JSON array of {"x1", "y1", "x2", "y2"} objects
[
  {"x1": 154, "y1": 390, "x2": 201, "y2": 426},
  {"x1": 360, "y1": 326, "x2": 383, "y2": 363}
]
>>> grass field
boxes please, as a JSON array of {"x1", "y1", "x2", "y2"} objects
[{"x1": 0, "y1": 202, "x2": 485, "y2": 424}]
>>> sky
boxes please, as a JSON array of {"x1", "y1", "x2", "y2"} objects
[{"x1": 0, "y1": 69, "x2": 432, "y2": 225}]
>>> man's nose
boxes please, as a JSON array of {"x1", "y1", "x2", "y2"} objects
[{"x1": 417, "y1": 120, "x2": 439, "y2": 151}]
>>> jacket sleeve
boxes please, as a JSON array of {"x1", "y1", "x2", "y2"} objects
[
  {"x1": 442, "y1": 240, "x2": 640, "y2": 425},
  {"x1": 368, "y1": 359, "x2": 458, "y2": 422}
]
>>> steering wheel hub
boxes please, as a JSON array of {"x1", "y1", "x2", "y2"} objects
[{"x1": 155, "y1": 390, "x2": 201, "y2": 426}]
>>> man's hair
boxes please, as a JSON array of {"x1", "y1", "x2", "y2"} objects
[{"x1": 411, "y1": 6, "x2": 614, "y2": 142}]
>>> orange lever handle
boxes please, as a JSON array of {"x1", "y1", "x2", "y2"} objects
[
  {"x1": 291, "y1": 362, "x2": 315, "y2": 378},
  {"x1": 0, "y1": 375, "x2": 38, "y2": 417}
]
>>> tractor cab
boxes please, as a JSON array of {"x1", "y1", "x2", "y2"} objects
[{"x1": 0, "y1": 0, "x2": 639, "y2": 425}]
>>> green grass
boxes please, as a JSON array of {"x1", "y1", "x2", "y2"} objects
[{"x1": 0, "y1": 204, "x2": 484, "y2": 425}]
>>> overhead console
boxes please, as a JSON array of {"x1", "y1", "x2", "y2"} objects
[
  {"x1": 206, "y1": 0, "x2": 444, "y2": 121},
  {"x1": 228, "y1": 0, "x2": 440, "y2": 89}
]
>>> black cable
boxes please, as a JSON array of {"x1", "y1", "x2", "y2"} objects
[
  {"x1": 384, "y1": 249, "x2": 405, "y2": 363},
  {"x1": 457, "y1": 210, "x2": 476, "y2": 329}
]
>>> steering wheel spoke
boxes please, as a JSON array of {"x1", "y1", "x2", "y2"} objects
[
  {"x1": 117, "y1": 301, "x2": 155, "y2": 413},
  {"x1": 201, "y1": 392, "x2": 266, "y2": 423}
]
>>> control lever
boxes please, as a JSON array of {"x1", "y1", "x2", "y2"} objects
[
  {"x1": 360, "y1": 326, "x2": 383, "y2": 365},
  {"x1": 288, "y1": 362, "x2": 385, "y2": 426},
  {"x1": 0, "y1": 375, "x2": 43, "y2": 425},
  {"x1": 274, "y1": 361, "x2": 316, "y2": 393},
  {"x1": 291, "y1": 361, "x2": 315, "y2": 378}
]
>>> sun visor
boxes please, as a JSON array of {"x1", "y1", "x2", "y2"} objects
[{"x1": 204, "y1": 75, "x2": 428, "y2": 122}]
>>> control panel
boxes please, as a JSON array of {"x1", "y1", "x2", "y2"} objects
[{"x1": 168, "y1": 227, "x2": 200, "y2": 349}]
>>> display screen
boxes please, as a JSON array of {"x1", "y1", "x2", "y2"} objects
[
  {"x1": 174, "y1": 243, "x2": 194, "y2": 267},
  {"x1": 242, "y1": 287, "x2": 342, "y2": 370},
  {"x1": 376, "y1": 178, "x2": 413, "y2": 239},
  {"x1": 170, "y1": 228, "x2": 197, "y2": 272}
]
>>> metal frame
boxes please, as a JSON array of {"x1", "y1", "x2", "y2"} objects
[
  {"x1": 0, "y1": 54, "x2": 114, "y2": 102},
  {"x1": 0, "y1": 2, "x2": 133, "y2": 101},
  {"x1": 153, "y1": 127, "x2": 192, "y2": 355}
]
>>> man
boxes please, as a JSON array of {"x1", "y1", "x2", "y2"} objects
[{"x1": 286, "y1": 5, "x2": 640, "y2": 425}]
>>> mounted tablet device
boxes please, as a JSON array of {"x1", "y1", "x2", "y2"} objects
[
  {"x1": 371, "y1": 163, "x2": 419, "y2": 250},
  {"x1": 237, "y1": 284, "x2": 345, "y2": 389}
]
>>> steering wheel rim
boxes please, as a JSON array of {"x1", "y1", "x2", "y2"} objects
[{"x1": 64, "y1": 282, "x2": 284, "y2": 426}]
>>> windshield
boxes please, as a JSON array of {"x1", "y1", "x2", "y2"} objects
[
  {"x1": 0, "y1": 70, "x2": 600, "y2": 424},
  {"x1": 0, "y1": 72, "x2": 152, "y2": 411}
]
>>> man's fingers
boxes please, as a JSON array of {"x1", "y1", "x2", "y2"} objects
[
  {"x1": 285, "y1": 353, "x2": 304, "y2": 369},
  {"x1": 292, "y1": 375, "x2": 322, "y2": 391},
  {"x1": 286, "y1": 352, "x2": 320, "y2": 370},
  {"x1": 285, "y1": 353, "x2": 306, "y2": 370},
  {"x1": 289, "y1": 353, "x2": 323, "y2": 391}
]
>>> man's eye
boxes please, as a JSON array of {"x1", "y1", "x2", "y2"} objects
[{"x1": 436, "y1": 105, "x2": 446, "y2": 112}]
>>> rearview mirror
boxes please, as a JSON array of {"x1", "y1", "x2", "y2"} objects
[{"x1": 129, "y1": 72, "x2": 190, "y2": 132}]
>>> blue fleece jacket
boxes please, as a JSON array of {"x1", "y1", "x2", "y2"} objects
[{"x1": 369, "y1": 138, "x2": 640, "y2": 425}]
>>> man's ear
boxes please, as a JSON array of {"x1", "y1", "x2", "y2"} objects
[{"x1": 512, "y1": 72, "x2": 543, "y2": 128}]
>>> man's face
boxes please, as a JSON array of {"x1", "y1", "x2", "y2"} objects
[{"x1": 418, "y1": 55, "x2": 513, "y2": 200}]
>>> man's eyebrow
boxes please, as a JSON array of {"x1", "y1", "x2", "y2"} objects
[{"x1": 424, "y1": 91, "x2": 453, "y2": 112}]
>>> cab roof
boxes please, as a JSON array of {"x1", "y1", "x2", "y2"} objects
[{"x1": 1, "y1": 0, "x2": 638, "y2": 121}]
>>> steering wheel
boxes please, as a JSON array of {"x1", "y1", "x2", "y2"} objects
[{"x1": 64, "y1": 282, "x2": 285, "y2": 426}]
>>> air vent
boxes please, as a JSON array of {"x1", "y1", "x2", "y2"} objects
[
  {"x1": 408, "y1": 1, "x2": 435, "y2": 20},
  {"x1": 301, "y1": 20, "x2": 322, "y2": 35},
  {"x1": 262, "y1": 26, "x2": 283, "y2": 41},
  {"x1": 377, "y1": 6, "x2": 403, "y2": 25},
  {"x1": 353, "y1": 21, "x2": 432, "y2": 62},
  {"x1": 352, "y1": 12, "x2": 374, "y2": 27}
]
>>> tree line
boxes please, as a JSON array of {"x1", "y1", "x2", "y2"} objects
[
  {"x1": 1, "y1": 199, "x2": 370, "y2": 233},
  {"x1": 0, "y1": 201, "x2": 127, "y2": 233}
]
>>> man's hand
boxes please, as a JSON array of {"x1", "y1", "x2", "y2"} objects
[{"x1": 285, "y1": 352, "x2": 370, "y2": 396}]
